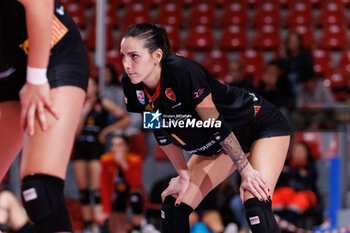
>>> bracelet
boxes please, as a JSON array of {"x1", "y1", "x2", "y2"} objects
[{"x1": 26, "y1": 66, "x2": 48, "y2": 85}]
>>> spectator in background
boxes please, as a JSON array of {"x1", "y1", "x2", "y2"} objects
[
  {"x1": 272, "y1": 142, "x2": 318, "y2": 224},
  {"x1": 73, "y1": 78, "x2": 131, "y2": 232},
  {"x1": 100, "y1": 134, "x2": 144, "y2": 233},
  {"x1": 257, "y1": 60, "x2": 294, "y2": 109},
  {"x1": 279, "y1": 32, "x2": 314, "y2": 97},
  {"x1": 101, "y1": 64, "x2": 143, "y2": 152},
  {"x1": 296, "y1": 76, "x2": 335, "y2": 108},
  {"x1": 225, "y1": 61, "x2": 254, "y2": 91}
]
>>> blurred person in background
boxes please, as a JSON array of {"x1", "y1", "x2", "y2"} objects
[
  {"x1": 225, "y1": 61, "x2": 254, "y2": 91},
  {"x1": 100, "y1": 134, "x2": 144, "y2": 233},
  {"x1": 73, "y1": 78, "x2": 131, "y2": 232}
]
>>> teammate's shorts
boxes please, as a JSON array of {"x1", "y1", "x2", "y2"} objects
[
  {"x1": 0, "y1": 41, "x2": 89, "y2": 103},
  {"x1": 73, "y1": 141, "x2": 104, "y2": 161}
]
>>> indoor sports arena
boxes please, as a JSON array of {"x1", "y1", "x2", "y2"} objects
[{"x1": 0, "y1": 1, "x2": 349, "y2": 233}]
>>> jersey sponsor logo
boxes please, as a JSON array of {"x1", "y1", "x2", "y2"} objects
[
  {"x1": 136, "y1": 90, "x2": 145, "y2": 105},
  {"x1": 165, "y1": 88, "x2": 176, "y2": 102},
  {"x1": 172, "y1": 102, "x2": 182, "y2": 109},
  {"x1": 248, "y1": 92, "x2": 258, "y2": 102},
  {"x1": 194, "y1": 88, "x2": 205, "y2": 99},
  {"x1": 249, "y1": 216, "x2": 260, "y2": 225},
  {"x1": 187, "y1": 139, "x2": 216, "y2": 154},
  {"x1": 254, "y1": 105, "x2": 261, "y2": 117},
  {"x1": 145, "y1": 104, "x2": 153, "y2": 111},
  {"x1": 19, "y1": 15, "x2": 68, "y2": 55},
  {"x1": 143, "y1": 110, "x2": 161, "y2": 129},
  {"x1": 56, "y1": 5, "x2": 65, "y2": 15}
]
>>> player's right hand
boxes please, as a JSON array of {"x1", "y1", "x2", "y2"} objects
[{"x1": 161, "y1": 175, "x2": 190, "y2": 206}]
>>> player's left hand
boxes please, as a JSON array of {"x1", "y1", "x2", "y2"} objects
[
  {"x1": 239, "y1": 168, "x2": 270, "y2": 203},
  {"x1": 161, "y1": 175, "x2": 190, "y2": 206},
  {"x1": 19, "y1": 82, "x2": 59, "y2": 136}
]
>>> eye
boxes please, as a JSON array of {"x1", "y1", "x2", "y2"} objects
[{"x1": 131, "y1": 54, "x2": 138, "y2": 59}]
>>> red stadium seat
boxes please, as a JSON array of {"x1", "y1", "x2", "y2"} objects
[
  {"x1": 220, "y1": 1, "x2": 248, "y2": 26},
  {"x1": 277, "y1": 0, "x2": 291, "y2": 8},
  {"x1": 186, "y1": 25, "x2": 214, "y2": 51},
  {"x1": 338, "y1": 49, "x2": 350, "y2": 73},
  {"x1": 316, "y1": 1, "x2": 345, "y2": 26},
  {"x1": 312, "y1": 49, "x2": 333, "y2": 76},
  {"x1": 293, "y1": 132, "x2": 323, "y2": 160},
  {"x1": 285, "y1": 1, "x2": 313, "y2": 27},
  {"x1": 213, "y1": 0, "x2": 229, "y2": 8},
  {"x1": 252, "y1": 24, "x2": 281, "y2": 50},
  {"x1": 110, "y1": 0, "x2": 135, "y2": 8},
  {"x1": 58, "y1": 0, "x2": 76, "y2": 7},
  {"x1": 91, "y1": 3, "x2": 119, "y2": 28},
  {"x1": 310, "y1": 0, "x2": 322, "y2": 7},
  {"x1": 145, "y1": 0, "x2": 168, "y2": 8},
  {"x1": 202, "y1": 50, "x2": 229, "y2": 78},
  {"x1": 188, "y1": 2, "x2": 216, "y2": 28},
  {"x1": 238, "y1": 49, "x2": 265, "y2": 82},
  {"x1": 178, "y1": 0, "x2": 200, "y2": 8},
  {"x1": 156, "y1": 3, "x2": 184, "y2": 27},
  {"x1": 253, "y1": 1, "x2": 281, "y2": 26},
  {"x1": 336, "y1": 0, "x2": 350, "y2": 7},
  {"x1": 318, "y1": 24, "x2": 348, "y2": 50},
  {"x1": 106, "y1": 49, "x2": 124, "y2": 75},
  {"x1": 85, "y1": 25, "x2": 115, "y2": 51},
  {"x1": 164, "y1": 25, "x2": 181, "y2": 51},
  {"x1": 64, "y1": 2, "x2": 87, "y2": 28},
  {"x1": 123, "y1": 3, "x2": 151, "y2": 28},
  {"x1": 176, "y1": 49, "x2": 195, "y2": 60},
  {"x1": 323, "y1": 69, "x2": 349, "y2": 101},
  {"x1": 219, "y1": 25, "x2": 248, "y2": 51},
  {"x1": 290, "y1": 24, "x2": 314, "y2": 49},
  {"x1": 80, "y1": 0, "x2": 95, "y2": 8},
  {"x1": 246, "y1": 0, "x2": 259, "y2": 8}
]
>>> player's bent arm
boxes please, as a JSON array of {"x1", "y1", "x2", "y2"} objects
[
  {"x1": 160, "y1": 143, "x2": 190, "y2": 180},
  {"x1": 18, "y1": 0, "x2": 53, "y2": 70},
  {"x1": 195, "y1": 94, "x2": 252, "y2": 175}
]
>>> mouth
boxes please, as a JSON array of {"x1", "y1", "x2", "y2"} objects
[{"x1": 127, "y1": 72, "x2": 136, "y2": 77}]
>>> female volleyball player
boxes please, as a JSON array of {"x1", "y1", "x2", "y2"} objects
[
  {"x1": 120, "y1": 24, "x2": 291, "y2": 233},
  {"x1": 0, "y1": 0, "x2": 88, "y2": 232}
]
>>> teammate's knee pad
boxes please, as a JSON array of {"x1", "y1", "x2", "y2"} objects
[
  {"x1": 112, "y1": 190, "x2": 127, "y2": 212},
  {"x1": 92, "y1": 189, "x2": 101, "y2": 204},
  {"x1": 160, "y1": 196, "x2": 193, "y2": 233},
  {"x1": 130, "y1": 192, "x2": 143, "y2": 214},
  {"x1": 244, "y1": 197, "x2": 280, "y2": 233},
  {"x1": 14, "y1": 222, "x2": 35, "y2": 233},
  {"x1": 79, "y1": 189, "x2": 90, "y2": 205},
  {"x1": 21, "y1": 174, "x2": 73, "y2": 233}
]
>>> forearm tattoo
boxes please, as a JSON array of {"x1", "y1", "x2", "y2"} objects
[{"x1": 220, "y1": 133, "x2": 248, "y2": 173}]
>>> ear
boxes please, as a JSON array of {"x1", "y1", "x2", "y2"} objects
[{"x1": 153, "y1": 48, "x2": 163, "y2": 65}]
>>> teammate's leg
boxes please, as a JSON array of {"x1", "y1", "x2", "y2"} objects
[
  {"x1": 243, "y1": 136, "x2": 290, "y2": 233},
  {"x1": 20, "y1": 86, "x2": 85, "y2": 233},
  {"x1": 0, "y1": 101, "x2": 23, "y2": 180},
  {"x1": 88, "y1": 160, "x2": 103, "y2": 224}
]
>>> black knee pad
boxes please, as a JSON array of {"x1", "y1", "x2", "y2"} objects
[
  {"x1": 21, "y1": 174, "x2": 73, "y2": 233},
  {"x1": 14, "y1": 222, "x2": 35, "y2": 233},
  {"x1": 244, "y1": 197, "x2": 280, "y2": 233},
  {"x1": 160, "y1": 196, "x2": 193, "y2": 233},
  {"x1": 92, "y1": 189, "x2": 101, "y2": 204},
  {"x1": 112, "y1": 190, "x2": 127, "y2": 212},
  {"x1": 79, "y1": 189, "x2": 90, "y2": 205},
  {"x1": 0, "y1": 224, "x2": 7, "y2": 231},
  {"x1": 129, "y1": 192, "x2": 143, "y2": 214}
]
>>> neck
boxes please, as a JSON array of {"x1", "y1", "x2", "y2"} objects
[{"x1": 143, "y1": 65, "x2": 161, "y2": 90}]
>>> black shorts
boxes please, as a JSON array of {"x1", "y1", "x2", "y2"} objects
[
  {"x1": 0, "y1": 42, "x2": 89, "y2": 103},
  {"x1": 230, "y1": 100, "x2": 291, "y2": 153},
  {"x1": 73, "y1": 141, "x2": 104, "y2": 161}
]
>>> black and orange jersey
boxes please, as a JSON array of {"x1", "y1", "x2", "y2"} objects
[
  {"x1": 122, "y1": 53, "x2": 285, "y2": 156},
  {"x1": 0, "y1": 0, "x2": 83, "y2": 75}
]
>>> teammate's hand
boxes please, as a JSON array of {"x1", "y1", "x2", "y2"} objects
[
  {"x1": 239, "y1": 169, "x2": 270, "y2": 203},
  {"x1": 161, "y1": 175, "x2": 190, "y2": 206},
  {"x1": 19, "y1": 82, "x2": 59, "y2": 136}
]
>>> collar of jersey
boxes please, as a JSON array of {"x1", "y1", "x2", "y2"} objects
[{"x1": 142, "y1": 77, "x2": 162, "y2": 103}]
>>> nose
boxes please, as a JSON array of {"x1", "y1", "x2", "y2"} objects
[{"x1": 122, "y1": 56, "x2": 130, "y2": 71}]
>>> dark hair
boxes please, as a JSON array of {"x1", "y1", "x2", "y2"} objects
[
  {"x1": 122, "y1": 23, "x2": 171, "y2": 62},
  {"x1": 285, "y1": 32, "x2": 305, "y2": 56},
  {"x1": 111, "y1": 134, "x2": 130, "y2": 146},
  {"x1": 105, "y1": 64, "x2": 120, "y2": 86},
  {"x1": 292, "y1": 141, "x2": 314, "y2": 163}
]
